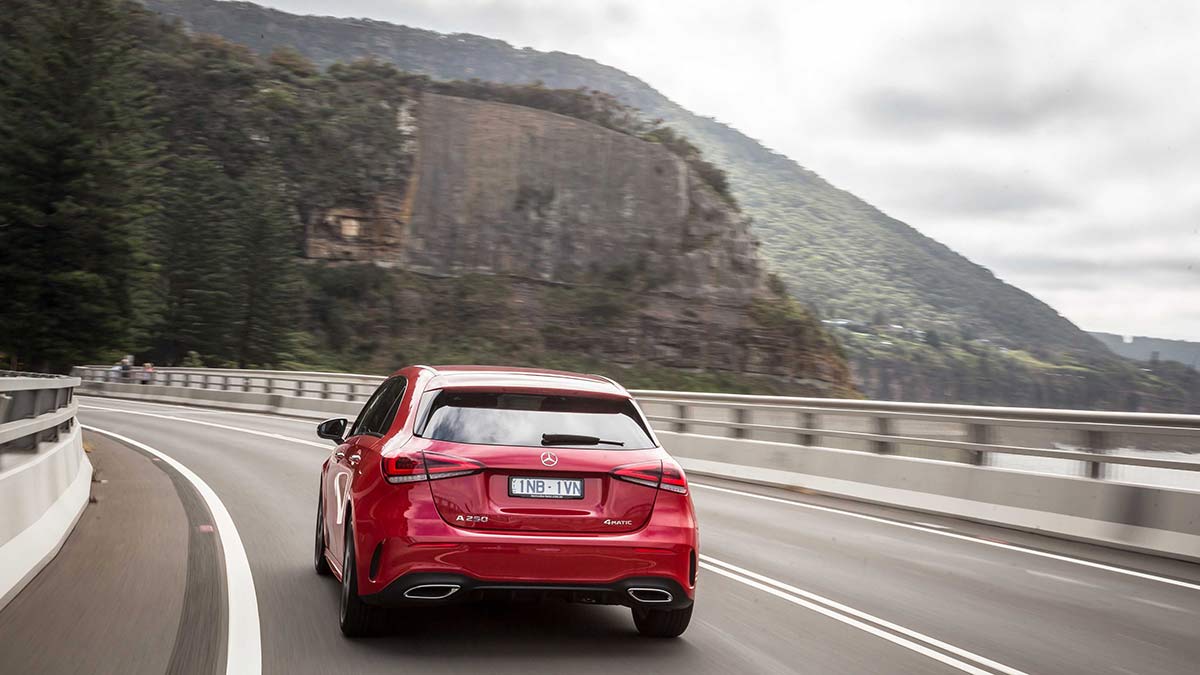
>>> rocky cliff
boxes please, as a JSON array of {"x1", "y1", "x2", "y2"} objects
[
  {"x1": 307, "y1": 93, "x2": 761, "y2": 303},
  {"x1": 301, "y1": 92, "x2": 851, "y2": 394}
]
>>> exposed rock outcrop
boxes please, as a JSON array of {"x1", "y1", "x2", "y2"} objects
[{"x1": 304, "y1": 93, "x2": 852, "y2": 394}]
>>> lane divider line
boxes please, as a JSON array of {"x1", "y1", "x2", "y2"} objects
[
  {"x1": 80, "y1": 404, "x2": 328, "y2": 449},
  {"x1": 690, "y1": 482, "x2": 1200, "y2": 592},
  {"x1": 82, "y1": 424, "x2": 261, "y2": 675},
  {"x1": 1025, "y1": 570, "x2": 1101, "y2": 589},
  {"x1": 699, "y1": 560, "x2": 1012, "y2": 675},
  {"x1": 702, "y1": 555, "x2": 1026, "y2": 675}
]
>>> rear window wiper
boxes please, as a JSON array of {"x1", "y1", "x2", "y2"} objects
[{"x1": 541, "y1": 433, "x2": 625, "y2": 447}]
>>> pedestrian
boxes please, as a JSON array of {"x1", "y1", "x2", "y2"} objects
[{"x1": 141, "y1": 362, "x2": 155, "y2": 384}]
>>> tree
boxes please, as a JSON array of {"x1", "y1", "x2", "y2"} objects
[
  {"x1": 0, "y1": 0, "x2": 163, "y2": 371},
  {"x1": 154, "y1": 151, "x2": 240, "y2": 364},
  {"x1": 230, "y1": 164, "x2": 301, "y2": 368},
  {"x1": 925, "y1": 329, "x2": 943, "y2": 349}
]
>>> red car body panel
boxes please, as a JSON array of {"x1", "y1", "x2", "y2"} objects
[{"x1": 318, "y1": 365, "x2": 699, "y2": 604}]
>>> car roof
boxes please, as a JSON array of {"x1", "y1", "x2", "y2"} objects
[{"x1": 406, "y1": 365, "x2": 630, "y2": 398}]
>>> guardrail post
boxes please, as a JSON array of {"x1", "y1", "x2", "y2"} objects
[
  {"x1": 730, "y1": 407, "x2": 748, "y2": 439},
  {"x1": 968, "y1": 423, "x2": 990, "y2": 466},
  {"x1": 322, "y1": 381, "x2": 330, "y2": 400},
  {"x1": 221, "y1": 375, "x2": 229, "y2": 391},
  {"x1": 798, "y1": 412, "x2": 818, "y2": 446},
  {"x1": 5, "y1": 389, "x2": 37, "y2": 451},
  {"x1": 266, "y1": 378, "x2": 274, "y2": 395},
  {"x1": 872, "y1": 416, "x2": 895, "y2": 454},
  {"x1": 36, "y1": 388, "x2": 59, "y2": 443},
  {"x1": 294, "y1": 379, "x2": 302, "y2": 397},
  {"x1": 1084, "y1": 430, "x2": 1109, "y2": 480},
  {"x1": 674, "y1": 404, "x2": 690, "y2": 434}
]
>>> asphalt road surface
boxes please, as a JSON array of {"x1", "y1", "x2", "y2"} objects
[{"x1": 2, "y1": 395, "x2": 1199, "y2": 674}]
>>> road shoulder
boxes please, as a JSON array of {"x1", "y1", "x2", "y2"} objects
[{"x1": 0, "y1": 432, "x2": 212, "y2": 674}]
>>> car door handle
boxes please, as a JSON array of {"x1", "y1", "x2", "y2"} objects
[
  {"x1": 348, "y1": 454, "x2": 361, "y2": 465},
  {"x1": 335, "y1": 451, "x2": 345, "y2": 460}
]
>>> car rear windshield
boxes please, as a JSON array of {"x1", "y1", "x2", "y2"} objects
[{"x1": 417, "y1": 391, "x2": 656, "y2": 449}]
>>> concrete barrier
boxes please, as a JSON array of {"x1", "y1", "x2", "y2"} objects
[
  {"x1": 0, "y1": 374, "x2": 90, "y2": 611},
  {"x1": 661, "y1": 431, "x2": 1200, "y2": 563}
]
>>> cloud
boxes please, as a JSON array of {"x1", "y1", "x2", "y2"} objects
[{"x1": 856, "y1": 76, "x2": 1121, "y2": 136}]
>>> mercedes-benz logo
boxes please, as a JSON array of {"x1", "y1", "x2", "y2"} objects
[{"x1": 540, "y1": 451, "x2": 559, "y2": 467}]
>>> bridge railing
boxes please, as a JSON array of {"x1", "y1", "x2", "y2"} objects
[
  {"x1": 74, "y1": 365, "x2": 383, "y2": 402},
  {"x1": 72, "y1": 365, "x2": 1200, "y2": 561},
  {"x1": 1, "y1": 371, "x2": 79, "y2": 465},
  {"x1": 73, "y1": 365, "x2": 1200, "y2": 482},
  {"x1": 1, "y1": 371, "x2": 90, "y2": 610},
  {"x1": 632, "y1": 390, "x2": 1200, "y2": 482}
]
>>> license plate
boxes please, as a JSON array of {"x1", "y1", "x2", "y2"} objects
[{"x1": 509, "y1": 476, "x2": 584, "y2": 499}]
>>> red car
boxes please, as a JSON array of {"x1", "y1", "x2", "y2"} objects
[{"x1": 314, "y1": 365, "x2": 699, "y2": 638}]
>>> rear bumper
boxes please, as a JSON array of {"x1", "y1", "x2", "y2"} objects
[
  {"x1": 362, "y1": 572, "x2": 693, "y2": 610},
  {"x1": 352, "y1": 480, "x2": 699, "y2": 601}
]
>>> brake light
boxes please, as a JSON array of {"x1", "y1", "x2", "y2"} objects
[
  {"x1": 611, "y1": 459, "x2": 688, "y2": 495},
  {"x1": 659, "y1": 459, "x2": 689, "y2": 494},
  {"x1": 382, "y1": 451, "x2": 484, "y2": 484}
]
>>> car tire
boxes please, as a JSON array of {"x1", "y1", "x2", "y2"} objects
[
  {"x1": 632, "y1": 604, "x2": 693, "y2": 638},
  {"x1": 339, "y1": 522, "x2": 376, "y2": 637},
  {"x1": 314, "y1": 490, "x2": 331, "y2": 576}
]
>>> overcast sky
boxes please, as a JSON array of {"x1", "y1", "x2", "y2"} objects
[{"x1": 259, "y1": 0, "x2": 1199, "y2": 340}]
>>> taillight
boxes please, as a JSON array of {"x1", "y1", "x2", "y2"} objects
[
  {"x1": 382, "y1": 451, "x2": 483, "y2": 484},
  {"x1": 658, "y1": 459, "x2": 688, "y2": 494},
  {"x1": 611, "y1": 459, "x2": 688, "y2": 495}
]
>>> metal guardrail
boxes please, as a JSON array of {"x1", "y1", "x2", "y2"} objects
[
  {"x1": 74, "y1": 366, "x2": 383, "y2": 402},
  {"x1": 72, "y1": 366, "x2": 1200, "y2": 481},
  {"x1": 0, "y1": 371, "x2": 79, "y2": 454},
  {"x1": 632, "y1": 390, "x2": 1200, "y2": 480}
]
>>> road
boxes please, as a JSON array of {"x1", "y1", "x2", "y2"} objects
[{"x1": 2, "y1": 395, "x2": 1199, "y2": 674}]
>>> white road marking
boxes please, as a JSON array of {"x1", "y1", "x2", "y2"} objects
[
  {"x1": 80, "y1": 404, "x2": 329, "y2": 449},
  {"x1": 691, "y1": 482, "x2": 1200, "y2": 592},
  {"x1": 83, "y1": 424, "x2": 261, "y2": 675},
  {"x1": 915, "y1": 522, "x2": 950, "y2": 530},
  {"x1": 1025, "y1": 570, "x2": 1101, "y2": 589},
  {"x1": 1130, "y1": 597, "x2": 1195, "y2": 614},
  {"x1": 701, "y1": 556, "x2": 1027, "y2": 675}
]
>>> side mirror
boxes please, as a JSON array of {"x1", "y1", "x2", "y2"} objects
[{"x1": 317, "y1": 418, "x2": 348, "y2": 445}]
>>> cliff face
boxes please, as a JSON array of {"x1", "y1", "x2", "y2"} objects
[
  {"x1": 303, "y1": 93, "x2": 851, "y2": 394},
  {"x1": 307, "y1": 93, "x2": 762, "y2": 303}
]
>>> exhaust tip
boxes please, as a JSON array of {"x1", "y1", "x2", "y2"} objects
[
  {"x1": 627, "y1": 587, "x2": 673, "y2": 604},
  {"x1": 403, "y1": 584, "x2": 461, "y2": 600}
]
